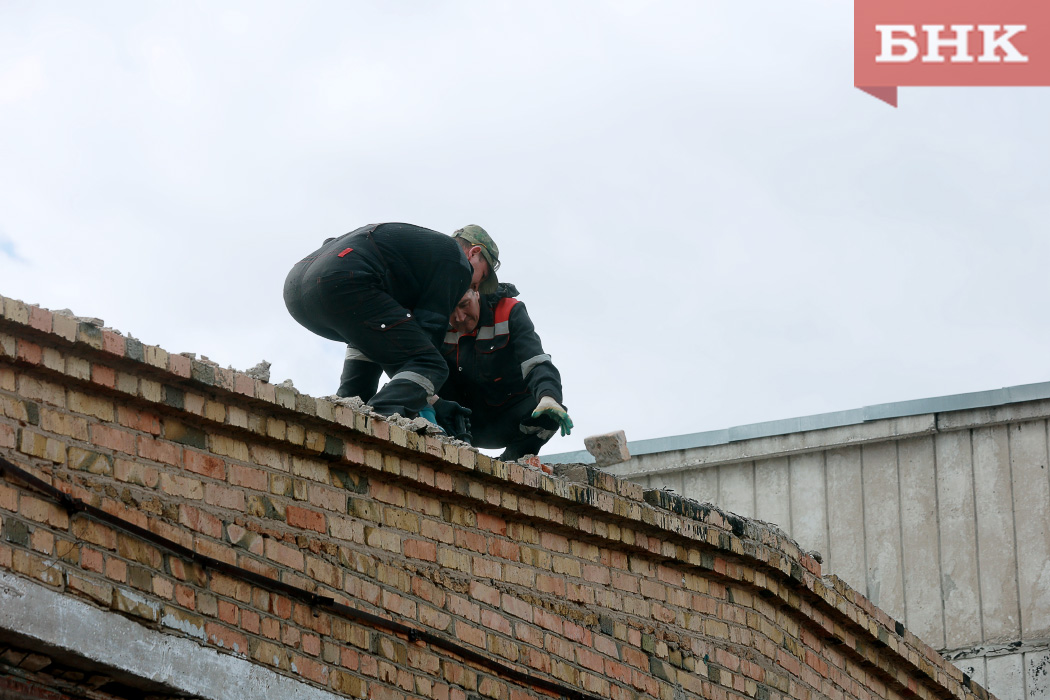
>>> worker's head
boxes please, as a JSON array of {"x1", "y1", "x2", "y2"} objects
[
  {"x1": 453, "y1": 225, "x2": 499, "y2": 294},
  {"x1": 450, "y1": 289, "x2": 481, "y2": 333}
]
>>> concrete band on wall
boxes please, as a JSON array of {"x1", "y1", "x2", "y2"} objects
[
  {"x1": 0, "y1": 293, "x2": 994, "y2": 700},
  {"x1": 0, "y1": 570, "x2": 339, "y2": 700}
]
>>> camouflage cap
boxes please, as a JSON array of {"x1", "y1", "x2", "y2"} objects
[{"x1": 453, "y1": 224, "x2": 500, "y2": 294}]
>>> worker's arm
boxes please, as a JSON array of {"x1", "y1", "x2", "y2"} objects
[
  {"x1": 414, "y1": 263, "x2": 473, "y2": 348},
  {"x1": 507, "y1": 302, "x2": 563, "y2": 404}
]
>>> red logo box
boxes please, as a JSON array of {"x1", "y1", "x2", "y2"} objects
[{"x1": 854, "y1": 0, "x2": 1050, "y2": 106}]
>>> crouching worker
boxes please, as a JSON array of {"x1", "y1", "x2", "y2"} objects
[
  {"x1": 283, "y1": 222, "x2": 497, "y2": 418},
  {"x1": 438, "y1": 283, "x2": 572, "y2": 461}
]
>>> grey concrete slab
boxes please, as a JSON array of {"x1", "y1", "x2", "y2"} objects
[
  {"x1": 718, "y1": 461, "x2": 755, "y2": 519},
  {"x1": 861, "y1": 441, "x2": 905, "y2": 620},
  {"x1": 936, "y1": 430, "x2": 983, "y2": 650},
  {"x1": 986, "y1": 652, "x2": 1026, "y2": 700},
  {"x1": 1026, "y1": 648, "x2": 1050, "y2": 700},
  {"x1": 825, "y1": 446, "x2": 867, "y2": 594},
  {"x1": 681, "y1": 464, "x2": 719, "y2": 505},
  {"x1": 898, "y1": 435, "x2": 945, "y2": 649},
  {"x1": 754, "y1": 457, "x2": 791, "y2": 533},
  {"x1": 789, "y1": 452, "x2": 827, "y2": 558},
  {"x1": 972, "y1": 424, "x2": 1022, "y2": 643},
  {"x1": 938, "y1": 399, "x2": 1050, "y2": 432},
  {"x1": 593, "y1": 414, "x2": 937, "y2": 477},
  {"x1": 0, "y1": 571, "x2": 340, "y2": 700},
  {"x1": 1009, "y1": 420, "x2": 1050, "y2": 639}
]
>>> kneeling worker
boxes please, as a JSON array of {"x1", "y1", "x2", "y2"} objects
[
  {"x1": 439, "y1": 283, "x2": 572, "y2": 461},
  {"x1": 284, "y1": 222, "x2": 498, "y2": 418}
]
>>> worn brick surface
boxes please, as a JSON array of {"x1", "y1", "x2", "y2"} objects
[{"x1": 0, "y1": 293, "x2": 992, "y2": 700}]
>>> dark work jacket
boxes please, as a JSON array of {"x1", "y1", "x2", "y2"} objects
[
  {"x1": 439, "y1": 284, "x2": 563, "y2": 411},
  {"x1": 299, "y1": 223, "x2": 473, "y2": 347}
]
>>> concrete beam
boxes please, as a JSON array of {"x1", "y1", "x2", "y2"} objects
[{"x1": 0, "y1": 571, "x2": 339, "y2": 700}]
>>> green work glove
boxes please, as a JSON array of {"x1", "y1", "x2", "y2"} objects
[{"x1": 531, "y1": 396, "x2": 573, "y2": 436}]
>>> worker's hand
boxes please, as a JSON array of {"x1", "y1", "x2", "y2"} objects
[
  {"x1": 433, "y1": 399, "x2": 473, "y2": 442},
  {"x1": 531, "y1": 396, "x2": 573, "y2": 436}
]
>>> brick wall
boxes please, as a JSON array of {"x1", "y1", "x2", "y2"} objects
[{"x1": 0, "y1": 294, "x2": 993, "y2": 700}]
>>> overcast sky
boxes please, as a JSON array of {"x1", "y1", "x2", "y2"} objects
[{"x1": 2, "y1": 1, "x2": 1048, "y2": 457}]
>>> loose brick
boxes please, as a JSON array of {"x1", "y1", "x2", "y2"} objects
[{"x1": 24, "y1": 305, "x2": 49, "y2": 332}]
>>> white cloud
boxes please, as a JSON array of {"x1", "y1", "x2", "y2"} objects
[{"x1": 0, "y1": 56, "x2": 45, "y2": 104}]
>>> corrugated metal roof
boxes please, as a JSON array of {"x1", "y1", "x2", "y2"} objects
[{"x1": 542, "y1": 380, "x2": 1050, "y2": 464}]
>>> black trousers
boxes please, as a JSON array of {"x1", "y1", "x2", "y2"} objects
[
  {"x1": 470, "y1": 394, "x2": 559, "y2": 461},
  {"x1": 284, "y1": 253, "x2": 447, "y2": 418},
  {"x1": 337, "y1": 355, "x2": 382, "y2": 401}
]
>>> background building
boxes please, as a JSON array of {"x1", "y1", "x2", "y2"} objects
[{"x1": 548, "y1": 382, "x2": 1050, "y2": 700}]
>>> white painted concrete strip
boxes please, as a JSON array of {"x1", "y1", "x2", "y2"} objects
[
  {"x1": 1009, "y1": 420, "x2": 1050, "y2": 640},
  {"x1": 986, "y1": 652, "x2": 1025, "y2": 700},
  {"x1": 898, "y1": 435, "x2": 944, "y2": 649},
  {"x1": 754, "y1": 457, "x2": 790, "y2": 535},
  {"x1": 972, "y1": 424, "x2": 1021, "y2": 642},
  {"x1": 0, "y1": 571, "x2": 341, "y2": 700},
  {"x1": 824, "y1": 446, "x2": 866, "y2": 595},
  {"x1": 935, "y1": 430, "x2": 982, "y2": 650},
  {"x1": 681, "y1": 466, "x2": 719, "y2": 506},
  {"x1": 1025, "y1": 647, "x2": 1050, "y2": 700},
  {"x1": 861, "y1": 441, "x2": 905, "y2": 621},
  {"x1": 788, "y1": 452, "x2": 827, "y2": 559},
  {"x1": 717, "y1": 462, "x2": 755, "y2": 519}
]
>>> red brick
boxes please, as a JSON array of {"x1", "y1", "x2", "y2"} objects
[
  {"x1": 217, "y1": 599, "x2": 239, "y2": 624},
  {"x1": 175, "y1": 584, "x2": 195, "y2": 609},
  {"x1": 469, "y1": 581, "x2": 500, "y2": 607},
  {"x1": 91, "y1": 424, "x2": 136, "y2": 454},
  {"x1": 91, "y1": 364, "x2": 116, "y2": 388},
  {"x1": 81, "y1": 548, "x2": 104, "y2": 573},
  {"x1": 404, "y1": 539, "x2": 437, "y2": 562},
  {"x1": 168, "y1": 353, "x2": 192, "y2": 378},
  {"x1": 28, "y1": 306, "x2": 51, "y2": 332},
  {"x1": 455, "y1": 530, "x2": 486, "y2": 553},
  {"x1": 139, "y1": 436, "x2": 182, "y2": 466},
  {"x1": 501, "y1": 594, "x2": 533, "y2": 622},
  {"x1": 241, "y1": 609, "x2": 260, "y2": 634},
  {"x1": 489, "y1": 538, "x2": 520, "y2": 561},
  {"x1": 206, "y1": 621, "x2": 249, "y2": 656},
  {"x1": 287, "y1": 505, "x2": 326, "y2": 533},
  {"x1": 17, "y1": 339, "x2": 42, "y2": 365},
  {"x1": 476, "y1": 512, "x2": 506, "y2": 535},
  {"x1": 204, "y1": 483, "x2": 245, "y2": 511},
  {"x1": 234, "y1": 373, "x2": 254, "y2": 396},
  {"x1": 106, "y1": 557, "x2": 127, "y2": 582},
  {"x1": 179, "y1": 505, "x2": 223, "y2": 538},
  {"x1": 101, "y1": 330, "x2": 125, "y2": 356},
  {"x1": 229, "y1": 464, "x2": 267, "y2": 491},
  {"x1": 185, "y1": 451, "x2": 225, "y2": 480},
  {"x1": 117, "y1": 406, "x2": 161, "y2": 434},
  {"x1": 294, "y1": 655, "x2": 329, "y2": 685},
  {"x1": 265, "y1": 538, "x2": 304, "y2": 570},
  {"x1": 302, "y1": 633, "x2": 321, "y2": 657}
]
